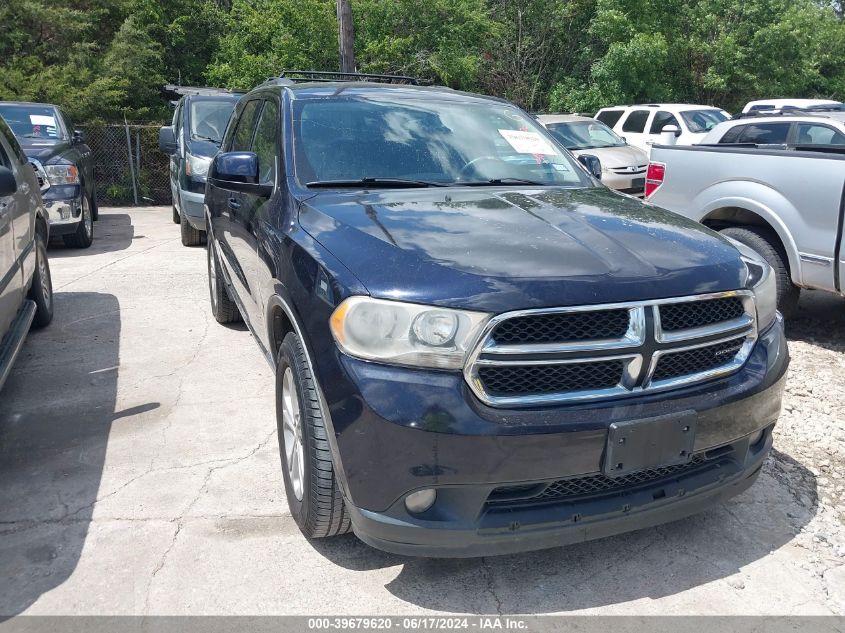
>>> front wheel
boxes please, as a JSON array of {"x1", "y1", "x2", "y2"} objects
[
  {"x1": 277, "y1": 332, "x2": 351, "y2": 539},
  {"x1": 180, "y1": 207, "x2": 205, "y2": 247},
  {"x1": 207, "y1": 241, "x2": 241, "y2": 324},
  {"x1": 719, "y1": 226, "x2": 799, "y2": 318},
  {"x1": 28, "y1": 232, "x2": 53, "y2": 328}
]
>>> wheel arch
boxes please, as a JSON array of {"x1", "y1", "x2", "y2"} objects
[{"x1": 700, "y1": 203, "x2": 800, "y2": 285}]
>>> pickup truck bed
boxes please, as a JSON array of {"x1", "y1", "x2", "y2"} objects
[{"x1": 647, "y1": 144, "x2": 845, "y2": 313}]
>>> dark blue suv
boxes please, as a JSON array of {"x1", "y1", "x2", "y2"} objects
[{"x1": 204, "y1": 72, "x2": 788, "y2": 557}]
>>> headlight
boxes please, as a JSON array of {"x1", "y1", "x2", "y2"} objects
[
  {"x1": 329, "y1": 297, "x2": 490, "y2": 369},
  {"x1": 727, "y1": 238, "x2": 778, "y2": 329},
  {"x1": 44, "y1": 164, "x2": 79, "y2": 185},
  {"x1": 185, "y1": 153, "x2": 212, "y2": 179}
]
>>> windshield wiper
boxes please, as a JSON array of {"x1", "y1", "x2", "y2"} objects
[
  {"x1": 192, "y1": 134, "x2": 221, "y2": 143},
  {"x1": 305, "y1": 177, "x2": 446, "y2": 188},
  {"x1": 461, "y1": 177, "x2": 548, "y2": 186}
]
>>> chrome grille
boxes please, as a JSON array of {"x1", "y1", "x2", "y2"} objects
[
  {"x1": 28, "y1": 159, "x2": 49, "y2": 192},
  {"x1": 464, "y1": 291, "x2": 757, "y2": 407},
  {"x1": 609, "y1": 164, "x2": 648, "y2": 175},
  {"x1": 491, "y1": 309, "x2": 629, "y2": 345}
]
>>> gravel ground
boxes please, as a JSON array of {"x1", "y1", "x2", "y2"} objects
[{"x1": 773, "y1": 291, "x2": 845, "y2": 609}]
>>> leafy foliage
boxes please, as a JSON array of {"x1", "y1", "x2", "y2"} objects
[{"x1": 1, "y1": 0, "x2": 843, "y2": 122}]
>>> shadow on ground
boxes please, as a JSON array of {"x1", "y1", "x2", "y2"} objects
[
  {"x1": 312, "y1": 455, "x2": 816, "y2": 613},
  {"x1": 0, "y1": 291, "x2": 156, "y2": 616},
  {"x1": 48, "y1": 213, "x2": 136, "y2": 256},
  {"x1": 786, "y1": 290, "x2": 845, "y2": 353}
]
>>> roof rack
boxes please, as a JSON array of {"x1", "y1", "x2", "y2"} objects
[
  {"x1": 278, "y1": 70, "x2": 421, "y2": 85},
  {"x1": 162, "y1": 84, "x2": 245, "y2": 98}
]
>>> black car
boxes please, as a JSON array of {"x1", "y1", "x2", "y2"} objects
[
  {"x1": 204, "y1": 73, "x2": 788, "y2": 557},
  {"x1": 0, "y1": 102, "x2": 96, "y2": 248}
]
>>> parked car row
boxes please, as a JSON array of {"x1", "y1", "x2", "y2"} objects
[{"x1": 187, "y1": 71, "x2": 788, "y2": 557}]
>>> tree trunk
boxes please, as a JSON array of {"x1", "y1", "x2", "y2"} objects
[{"x1": 336, "y1": 0, "x2": 356, "y2": 73}]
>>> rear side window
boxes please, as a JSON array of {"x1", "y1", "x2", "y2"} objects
[
  {"x1": 717, "y1": 125, "x2": 744, "y2": 144},
  {"x1": 734, "y1": 123, "x2": 790, "y2": 145},
  {"x1": 596, "y1": 110, "x2": 625, "y2": 128},
  {"x1": 251, "y1": 100, "x2": 279, "y2": 184},
  {"x1": 795, "y1": 123, "x2": 845, "y2": 145},
  {"x1": 230, "y1": 100, "x2": 261, "y2": 152},
  {"x1": 622, "y1": 110, "x2": 650, "y2": 133},
  {"x1": 649, "y1": 111, "x2": 679, "y2": 133}
]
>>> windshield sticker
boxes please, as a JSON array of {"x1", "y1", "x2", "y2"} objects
[
  {"x1": 30, "y1": 115, "x2": 57, "y2": 127},
  {"x1": 498, "y1": 129, "x2": 557, "y2": 155}
]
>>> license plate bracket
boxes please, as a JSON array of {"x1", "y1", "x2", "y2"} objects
[
  {"x1": 631, "y1": 177, "x2": 645, "y2": 189},
  {"x1": 603, "y1": 412, "x2": 697, "y2": 477}
]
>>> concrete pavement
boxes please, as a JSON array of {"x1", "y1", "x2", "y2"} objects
[{"x1": 0, "y1": 208, "x2": 840, "y2": 615}]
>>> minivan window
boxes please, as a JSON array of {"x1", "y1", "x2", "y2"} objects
[
  {"x1": 622, "y1": 110, "x2": 650, "y2": 133},
  {"x1": 230, "y1": 100, "x2": 261, "y2": 152},
  {"x1": 251, "y1": 101, "x2": 279, "y2": 185},
  {"x1": 680, "y1": 109, "x2": 728, "y2": 133},
  {"x1": 293, "y1": 97, "x2": 592, "y2": 187},
  {"x1": 190, "y1": 99, "x2": 237, "y2": 144},
  {"x1": 596, "y1": 110, "x2": 625, "y2": 128}
]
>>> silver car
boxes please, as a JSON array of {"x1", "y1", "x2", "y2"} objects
[{"x1": 539, "y1": 114, "x2": 651, "y2": 196}]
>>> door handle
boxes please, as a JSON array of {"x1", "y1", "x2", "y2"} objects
[{"x1": 228, "y1": 197, "x2": 241, "y2": 210}]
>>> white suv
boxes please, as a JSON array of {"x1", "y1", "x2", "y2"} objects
[{"x1": 595, "y1": 104, "x2": 730, "y2": 152}]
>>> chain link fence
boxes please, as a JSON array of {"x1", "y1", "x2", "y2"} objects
[{"x1": 79, "y1": 123, "x2": 171, "y2": 207}]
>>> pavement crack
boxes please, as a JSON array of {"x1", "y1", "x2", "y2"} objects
[{"x1": 481, "y1": 557, "x2": 504, "y2": 616}]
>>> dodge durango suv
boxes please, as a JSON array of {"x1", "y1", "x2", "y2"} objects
[{"x1": 204, "y1": 73, "x2": 788, "y2": 557}]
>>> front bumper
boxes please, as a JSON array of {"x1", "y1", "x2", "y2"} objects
[
  {"x1": 42, "y1": 186, "x2": 82, "y2": 236},
  {"x1": 315, "y1": 315, "x2": 788, "y2": 557},
  {"x1": 179, "y1": 187, "x2": 206, "y2": 231},
  {"x1": 602, "y1": 172, "x2": 645, "y2": 197}
]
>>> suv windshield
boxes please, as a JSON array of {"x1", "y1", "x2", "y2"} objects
[
  {"x1": 546, "y1": 121, "x2": 625, "y2": 150},
  {"x1": 0, "y1": 104, "x2": 63, "y2": 140},
  {"x1": 681, "y1": 109, "x2": 728, "y2": 133},
  {"x1": 293, "y1": 96, "x2": 592, "y2": 188},
  {"x1": 190, "y1": 99, "x2": 237, "y2": 144}
]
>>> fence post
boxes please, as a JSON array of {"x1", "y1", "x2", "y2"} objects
[{"x1": 124, "y1": 116, "x2": 139, "y2": 206}]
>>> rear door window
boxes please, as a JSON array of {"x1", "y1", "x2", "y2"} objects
[
  {"x1": 596, "y1": 109, "x2": 625, "y2": 128},
  {"x1": 622, "y1": 110, "x2": 650, "y2": 133},
  {"x1": 649, "y1": 111, "x2": 680, "y2": 133},
  {"x1": 735, "y1": 123, "x2": 790, "y2": 145}
]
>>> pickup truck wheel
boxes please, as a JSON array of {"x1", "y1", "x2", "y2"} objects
[
  {"x1": 62, "y1": 194, "x2": 94, "y2": 248},
  {"x1": 720, "y1": 226, "x2": 799, "y2": 318},
  {"x1": 28, "y1": 233, "x2": 53, "y2": 328},
  {"x1": 91, "y1": 189, "x2": 99, "y2": 221},
  {"x1": 277, "y1": 332, "x2": 351, "y2": 539},
  {"x1": 180, "y1": 208, "x2": 205, "y2": 247},
  {"x1": 207, "y1": 241, "x2": 241, "y2": 324}
]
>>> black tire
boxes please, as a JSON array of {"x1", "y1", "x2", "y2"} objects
[
  {"x1": 207, "y1": 241, "x2": 241, "y2": 324},
  {"x1": 28, "y1": 232, "x2": 53, "y2": 328},
  {"x1": 277, "y1": 332, "x2": 351, "y2": 539},
  {"x1": 180, "y1": 207, "x2": 205, "y2": 246},
  {"x1": 720, "y1": 226, "x2": 799, "y2": 317},
  {"x1": 62, "y1": 193, "x2": 94, "y2": 248},
  {"x1": 172, "y1": 205, "x2": 180, "y2": 224}
]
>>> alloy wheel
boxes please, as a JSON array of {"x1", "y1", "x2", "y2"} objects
[{"x1": 281, "y1": 367, "x2": 305, "y2": 501}]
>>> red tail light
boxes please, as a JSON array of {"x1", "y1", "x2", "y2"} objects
[{"x1": 645, "y1": 162, "x2": 665, "y2": 198}]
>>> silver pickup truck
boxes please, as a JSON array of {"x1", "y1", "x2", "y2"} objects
[{"x1": 646, "y1": 144, "x2": 845, "y2": 315}]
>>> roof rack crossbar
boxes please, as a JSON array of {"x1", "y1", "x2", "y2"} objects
[{"x1": 279, "y1": 70, "x2": 420, "y2": 85}]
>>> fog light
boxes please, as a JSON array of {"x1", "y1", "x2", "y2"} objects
[
  {"x1": 404, "y1": 488, "x2": 436, "y2": 514},
  {"x1": 749, "y1": 428, "x2": 765, "y2": 447}
]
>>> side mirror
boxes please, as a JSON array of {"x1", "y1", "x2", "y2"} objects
[
  {"x1": 72, "y1": 129, "x2": 86, "y2": 144},
  {"x1": 660, "y1": 125, "x2": 681, "y2": 146},
  {"x1": 211, "y1": 152, "x2": 260, "y2": 184},
  {"x1": 158, "y1": 126, "x2": 178, "y2": 155},
  {"x1": 577, "y1": 154, "x2": 602, "y2": 180},
  {"x1": 0, "y1": 166, "x2": 17, "y2": 197}
]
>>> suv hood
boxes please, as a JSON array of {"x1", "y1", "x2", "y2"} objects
[
  {"x1": 18, "y1": 138, "x2": 72, "y2": 163},
  {"x1": 299, "y1": 186, "x2": 745, "y2": 313}
]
